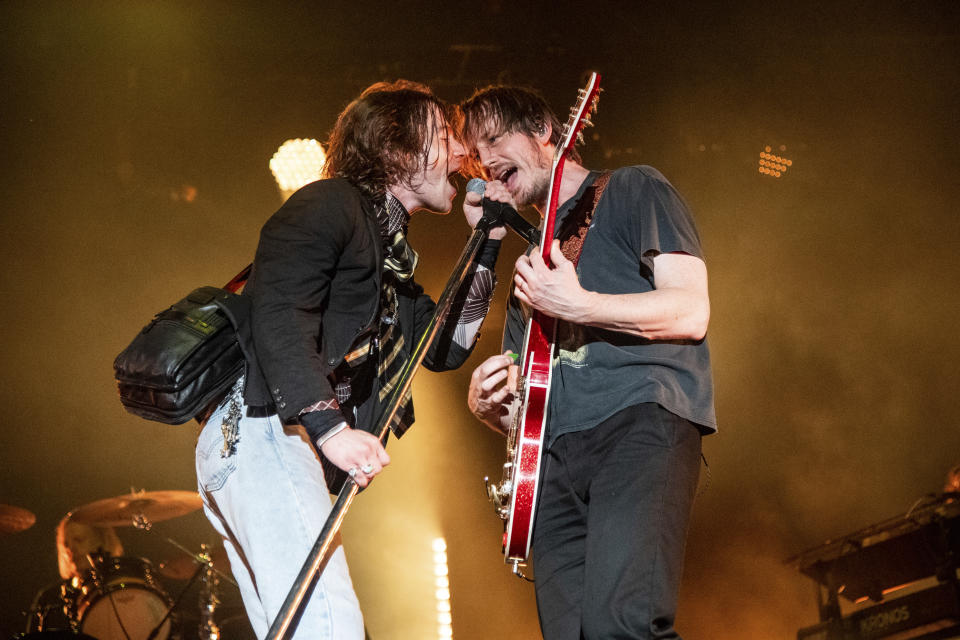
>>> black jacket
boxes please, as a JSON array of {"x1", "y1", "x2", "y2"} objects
[{"x1": 238, "y1": 178, "x2": 472, "y2": 432}]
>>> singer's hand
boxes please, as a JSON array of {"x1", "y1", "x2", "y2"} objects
[
  {"x1": 319, "y1": 427, "x2": 390, "y2": 489},
  {"x1": 463, "y1": 182, "x2": 508, "y2": 240},
  {"x1": 483, "y1": 180, "x2": 518, "y2": 211}
]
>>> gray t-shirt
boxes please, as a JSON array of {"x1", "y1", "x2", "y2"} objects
[{"x1": 503, "y1": 166, "x2": 717, "y2": 445}]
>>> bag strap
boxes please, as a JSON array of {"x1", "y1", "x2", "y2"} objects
[
  {"x1": 558, "y1": 171, "x2": 612, "y2": 266},
  {"x1": 223, "y1": 264, "x2": 252, "y2": 293}
]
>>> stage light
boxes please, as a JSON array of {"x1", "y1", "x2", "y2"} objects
[
  {"x1": 269, "y1": 138, "x2": 327, "y2": 199},
  {"x1": 433, "y1": 536, "x2": 453, "y2": 639},
  {"x1": 758, "y1": 145, "x2": 793, "y2": 179}
]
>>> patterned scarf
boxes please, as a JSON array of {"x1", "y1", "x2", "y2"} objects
[{"x1": 372, "y1": 193, "x2": 415, "y2": 436}]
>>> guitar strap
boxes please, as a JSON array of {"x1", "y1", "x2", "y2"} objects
[{"x1": 556, "y1": 171, "x2": 612, "y2": 266}]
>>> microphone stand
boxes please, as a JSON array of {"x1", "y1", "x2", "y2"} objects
[
  {"x1": 264, "y1": 209, "x2": 507, "y2": 640},
  {"x1": 479, "y1": 198, "x2": 541, "y2": 246}
]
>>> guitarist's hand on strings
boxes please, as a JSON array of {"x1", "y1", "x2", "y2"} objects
[
  {"x1": 467, "y1": 352, "x2": 519, "y2": 436},
  {"x1": 514, "y1": 239, "x2": 593, "y2": 322},
  {"x1": 318, "y1": 427, "x2": 390, "y2": 489}
]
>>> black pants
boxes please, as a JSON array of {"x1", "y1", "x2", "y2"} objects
[{"x1": 532, "y1": 403, "x2": 703, "y2": 640}]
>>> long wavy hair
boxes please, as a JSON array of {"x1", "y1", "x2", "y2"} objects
[
  {"x1": 56, "y1": 516, "x2": 123, "y2": 579},
  {"x1": 458, "y1": 85, "x2": 581, "y2": 178},
  {"x1": 322, "y1": 80, "x2": 451, "y2": 201}
]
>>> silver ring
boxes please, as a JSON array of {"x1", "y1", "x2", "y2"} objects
[
  {"x1": 348, "y1": 467, "x2": 358, "y2": 478},
  {"x1": 361, "y1": 463, "x2": 374, "y2": 474}
]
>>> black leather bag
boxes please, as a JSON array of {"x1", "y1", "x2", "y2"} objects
[{"x1": 114, "y1": 268, "x2": 250, "y2": 425}]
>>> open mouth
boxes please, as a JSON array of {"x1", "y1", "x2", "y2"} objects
[
  {"x1": 497, "y1": 167, "x2": 518, "y2": 189},
  {"x1": 445, "y1": 170, "x2": 459, "y2": 199}
]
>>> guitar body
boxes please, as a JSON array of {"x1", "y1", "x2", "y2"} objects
[
  {"x1": 485, "y1": 73, "x2": 602, "y2": 572},
  {"x1": 503, "y1": 311, "x2": 555, "y2": 562}
]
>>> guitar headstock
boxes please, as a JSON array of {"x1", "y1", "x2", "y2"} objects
[
  {"x1": 540, "y1": 72, "x2": 603, "y2": 261},
  {"x1": 555, "y1": 72, "x2": 602, "y2": 164}
]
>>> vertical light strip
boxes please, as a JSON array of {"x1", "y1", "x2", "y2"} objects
[{"x1": 433, "y1": 537, "x2": 453, "y2": 639}]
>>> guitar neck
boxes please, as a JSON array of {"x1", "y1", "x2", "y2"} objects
[
  {"x1": 537, "y1": 73, "x2": 600, "y2": 262},
  {"x1": 539, "y1": 155, "x2": 567, "y2": 263}
]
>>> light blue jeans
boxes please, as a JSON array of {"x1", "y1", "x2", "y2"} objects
[{"x1": 195, "y1": 384, "x2": 365, "y2": 640}]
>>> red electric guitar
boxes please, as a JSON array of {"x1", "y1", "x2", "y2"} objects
[{"x1": 484, "y1": 72, "x2": 602, "y2": 576}]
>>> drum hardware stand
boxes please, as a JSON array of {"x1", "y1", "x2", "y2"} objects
[
  {"x1": 146, "y1": 559, "x2": 203, "y2": 640},
  {"x1": 264, "y1": 203, "x2": 513, "y2": 640},
  {"x1": 133, "y1": 512, "x2": 152, "y2": 530},
  {"x1": 159, "y1": 535, "x2": 238, "y2": 588},
  {"x1": 62, "y1": 578, "x2": 81, "y2": 634},
  {"x1": 153, "y1": 536, "x2": 235, "y2": 640},
  {"x1": 198, "y1": 543, "x2": 222, "y2": 640}
]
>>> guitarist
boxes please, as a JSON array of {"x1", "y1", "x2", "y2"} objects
[{"x1": 462, "y1": 86, "x2": 717, "y2": 640}]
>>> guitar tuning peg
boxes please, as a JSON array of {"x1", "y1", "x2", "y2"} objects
[
  {"x1": 581, "y1": 118, "x2": 594, "y2": 128},
  {"x1": 576, "y1": 131, "x2": 585, "y2": 145}
]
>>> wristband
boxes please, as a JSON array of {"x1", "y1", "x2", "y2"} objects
[
  {"x1": 314, "y1": 421, "x2": 349, "y2": 449},
  {"x1": 476, "y1": 239, "x2": 501, "y2": 269}
]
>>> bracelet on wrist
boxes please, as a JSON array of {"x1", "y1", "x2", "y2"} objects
[{"x1": 315, "y1": 422, "x2": 350, "y2": 449}]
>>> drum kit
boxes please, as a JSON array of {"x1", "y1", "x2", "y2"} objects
[{"x1": 3, "y1": 491, "x2": 241, "y2": 640}]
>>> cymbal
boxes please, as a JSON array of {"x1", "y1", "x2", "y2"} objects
[
  {"x1": 159, "y1": 547, "x2": 230, "y2": 580},
  {"x1": 0, "y1": 504, "x2": 36, "y2": 534},
  {"x1": 69, "y1": 490, "x2": 202, "y2": 527}
]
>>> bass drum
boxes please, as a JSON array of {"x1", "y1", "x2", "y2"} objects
[{"x1": 75, "y1": 556, "x2": 179, "y2": 640}]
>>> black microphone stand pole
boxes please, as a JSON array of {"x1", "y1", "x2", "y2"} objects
[{"x1": 264, "y1": 209, "x2": 506, "y2": 640}]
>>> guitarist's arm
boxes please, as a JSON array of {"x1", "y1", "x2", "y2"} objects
[{"x1": 513, "y1": 243, "x2": 710, "y2": 342}]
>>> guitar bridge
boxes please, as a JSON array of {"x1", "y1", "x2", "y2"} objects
[{"x1": 483, "y1": 463, "x2": 513, "y2": 521}]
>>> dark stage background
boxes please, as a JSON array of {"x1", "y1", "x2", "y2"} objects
[{"x1": 2, "y1": 2, "x2": 959, "y2": 638}]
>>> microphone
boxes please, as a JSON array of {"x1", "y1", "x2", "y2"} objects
[
  {"x1": 466, "y1": 177, "x2": 486, "y2": 196},
  {"x1": 463, "y1": 178, "x2": 540, "y2": 245}
]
